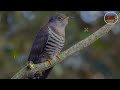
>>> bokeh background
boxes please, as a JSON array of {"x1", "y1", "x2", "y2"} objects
[{"x1": 0, "y1": 11, "x2": 120, "y2": 79}]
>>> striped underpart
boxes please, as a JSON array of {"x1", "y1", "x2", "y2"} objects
[{"x1": 45, "y1": 27, "x2": 65, "y2": 57}]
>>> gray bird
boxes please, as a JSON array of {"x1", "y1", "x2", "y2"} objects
[{"x1": 28, "y1": 13, "x2": 69, "y2": 79}]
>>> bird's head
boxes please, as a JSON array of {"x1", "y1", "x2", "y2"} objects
[{"x1": 48, "y1": 13, "x2": 69, "y2": 29}]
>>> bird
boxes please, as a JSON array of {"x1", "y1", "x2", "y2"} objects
[{"x1": 27, "y1": 13, "x2": 69, "y2": 79}]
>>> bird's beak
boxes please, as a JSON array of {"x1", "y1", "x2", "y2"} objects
[
  {"x1": 64, "y1": 16, "x2": 69, "y2": 20},
  {"x1": 64, "y1": 16, "x2": 74, "y2": 20}
]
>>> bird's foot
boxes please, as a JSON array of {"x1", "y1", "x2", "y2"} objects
[
  {"x1": 47, "y1": 58, "x2": 53, "y2": 65},
  {"x1": 26, "y1": 61, "x2": 35, "y2": 70},
  {"x1": 56, "y1": 54, "x2": 61, "y2": 60}
]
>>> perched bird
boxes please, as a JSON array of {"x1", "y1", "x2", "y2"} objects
[{"x1": 27, "y1": 13, "x2": 69, "y2": 79}]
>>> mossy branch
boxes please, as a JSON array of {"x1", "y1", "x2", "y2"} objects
[{"x1": 11, "y1": 13, "x2": 120, "y2": 79}]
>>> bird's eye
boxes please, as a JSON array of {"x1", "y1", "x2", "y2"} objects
[{"x1": 57, "y1": 16, "x2": 62, "y2": 20}]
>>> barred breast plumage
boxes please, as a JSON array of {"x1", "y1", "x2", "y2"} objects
[{"x1": 45, "y1": 26, "x2": 65, "y2": 58}]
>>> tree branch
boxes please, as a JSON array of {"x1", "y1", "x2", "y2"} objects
[{"x1": 11, "y1": 13, "x2": 120, "y2": 79}]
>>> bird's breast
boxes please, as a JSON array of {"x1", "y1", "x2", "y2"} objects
[{"x1": 45, "y1": 28, "x2": 65, "y2": 57}]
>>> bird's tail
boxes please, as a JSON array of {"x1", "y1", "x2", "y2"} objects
[{"x1": 33, "y1": 67, "x2": 53, "y2": 79}]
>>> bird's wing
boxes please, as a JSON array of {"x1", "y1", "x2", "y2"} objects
[{"x1": 28, "y1": 26, "x2": 49, "y2": 64}]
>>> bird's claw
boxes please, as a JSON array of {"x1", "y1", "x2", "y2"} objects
[
  {"x1": 30, "y1": 63, "x2": 35, "y2": 69},
  {"x1": 56, "y1": 54, "x2": 61, "y2": 60},
  {"x1": 27, "y1": 61, "x2": 35, "y2": 70},
  {"x1": 47, "y1": 58, "x2": 53, "y2": 65}
]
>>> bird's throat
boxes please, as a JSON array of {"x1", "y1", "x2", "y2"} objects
[{"x1": 48, "y1": 24, "x2": 65, "y2": 38}]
